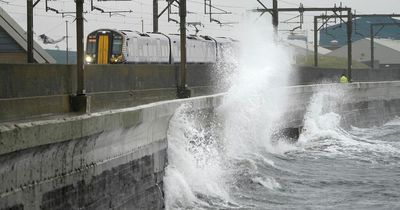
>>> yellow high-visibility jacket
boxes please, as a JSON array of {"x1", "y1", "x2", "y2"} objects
[{"x1": 340, "y1": 75, "x2": 349, "y2": 83}]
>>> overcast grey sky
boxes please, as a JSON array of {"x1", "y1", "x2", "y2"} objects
[{"x1": 1, "y1": 0, "x2": 399, "y2": 50}]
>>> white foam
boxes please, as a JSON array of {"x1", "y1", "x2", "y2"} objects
[
  {"x1": 165, "y1": 104, "x2": 230, "y2": 209},
  {"x1": 252, "y1": 176, "x2": 281, "y2": 190},
  {"x1": 383, "y1": 116, "x2": 400, "y2": 126},
  {"x1": 297, "y1": 85, "x2": 400, "y2": 159},
  {"x1": 217, "y1": 17, "x2": 294, "y2": 157},
  {"x1": 165, "y1": 16, "x2": 295, "y2": 208}
]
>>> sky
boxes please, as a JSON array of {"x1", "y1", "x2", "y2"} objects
[{"x1": 1, "y1": 0, "x2": 399, "y2": 50}]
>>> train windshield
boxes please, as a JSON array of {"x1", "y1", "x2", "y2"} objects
[
  {"x1": 112, "y1": 35, "x2": 123, "y2": 55},
  {"x1": 86, "y1": 35, "x2": 97, "y2": 54}
]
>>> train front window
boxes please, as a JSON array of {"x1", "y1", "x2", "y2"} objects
[
  {"x1": 112, "y1": 35, "x2": 123, "y2": 55},
  {"x1": 87, "y1": 36, "x2": 96, "y2": 54},
  {"x1": 86, "y1": 35, "x2": 97, "y2": 63}
]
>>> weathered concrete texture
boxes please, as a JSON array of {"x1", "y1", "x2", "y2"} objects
[
  {"x1": 0, "y1": 64, "x2": 216, "y2": 122},
  {"x1": 38, "y1": 152, "x2": 166, "y2": 210},
  {"x1": 0, "y1": 95, "x2": 70, "y2": 121},
  {"x1": 0, "y1": 64, "x2": 215, "y2": 99},
  {"x1": 0, "y1": 94, "x2": 223, "y2": 210},
  {"x1": 89, "y1": 89, "x2": 177, "y2": 112},
  {"x1": 2, "y1": 63, "x2": 400, "y2": 122},
  {"x1": 0, "y1": 64, "x2": 75, "y2": 98}
]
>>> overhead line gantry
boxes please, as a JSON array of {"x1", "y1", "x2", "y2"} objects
[{"x1": 253, "y1": 0, "x2": 354, "y2": 81}]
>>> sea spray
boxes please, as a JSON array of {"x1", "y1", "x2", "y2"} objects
[
  {"x1": 164, "y1": 103, "x2": 230, "y2": 209},
  {"x1": 296, "y1": 84, "x2": 400, "y2": 160},
  {"x1": 297, "y1": 84, "x2": 348, "y2": 146},
  {"x1": 218, "y1": 18, "x2": 295, "y2": 156},
  {"x1": 165, "y1": 16, "x2": 296, "y2": 209}
]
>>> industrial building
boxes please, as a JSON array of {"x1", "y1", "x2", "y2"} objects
[
  {"x1": 320, "y1": 16, "x2": 400, "y2": 49},
  {"x1": 327, "y1": 38, "x2": 400, "y2": 68}
]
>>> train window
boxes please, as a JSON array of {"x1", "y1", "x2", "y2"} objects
[
  {"x1": 112, "y1": 35, "x2": 123, "y2": 55},
  {"x1": 87, "y1": 36, "x2": 96, "y2": 54}
]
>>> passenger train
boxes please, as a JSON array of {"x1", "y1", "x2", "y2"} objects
[{"x1": 85, "y1": 29, "x2": 237, "y2": 64}]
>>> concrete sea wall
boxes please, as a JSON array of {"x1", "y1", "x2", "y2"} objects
[
  {"x1": 0, "y1": 94, "x2": 223, "y2": 210},
  {"x1": 283, "y1": 81, "x2": 400, "y2": 129},
  {"x1": 2, "y1": 74, "x2": 400, "y2": 209}
]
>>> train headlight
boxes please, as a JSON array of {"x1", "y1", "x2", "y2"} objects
[
  {"x1": 85, "y1": 55, "x2": 93, "y2": 63},
  {"x1": 110, "y1": 55, "x2": 123, "y2": 63}
]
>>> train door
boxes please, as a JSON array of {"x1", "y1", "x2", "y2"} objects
[{"x1": 97, "y1": 34, "x2": 110, "y2": 64}]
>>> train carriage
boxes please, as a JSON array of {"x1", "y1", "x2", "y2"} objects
[
  {"x1": 123, "y1": 31, "x2": 170, "y2": 64},
  {"x1": 85, "y1": 29, "x2": 235, "y2": 65}
]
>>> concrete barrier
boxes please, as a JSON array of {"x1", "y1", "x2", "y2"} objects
[
  {"x1": 283, "y1": 81, "x2": 400, "y2": 129},
  {"x1": 293, "y1": 66, "x2": 400, "y2": 85},
  {"x1": 2, "y1": 63, "x2": 400, "y2": 122},
  {"x1": 0, "y1": 64, "x2": 216, "y2": 122},
  {"x1": 0, "y1": 94, "x2": 223, "y2": 209}
]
